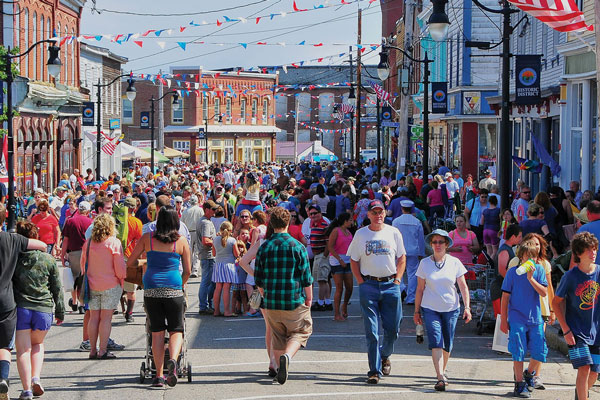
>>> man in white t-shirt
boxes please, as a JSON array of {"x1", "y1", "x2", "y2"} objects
[{"x1": 347, "y1": 199, "x2": 406, "y2": 385}]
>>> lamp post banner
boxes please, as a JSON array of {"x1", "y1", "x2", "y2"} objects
[
  {"x1": 431, "y1": 82, "x2": 448, "y2": 114},
  {"x1": 140, "y1": 112, "x2": 150, "y2": 129},
  {"x1": 82, "y1": 102, "x2": 94, "y2": 126},
  {"x1": 515, "y1": 55, "x2": 541, "y2": 105}
]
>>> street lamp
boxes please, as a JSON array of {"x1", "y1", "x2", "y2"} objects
[
  {"x1": 202, "y1": 114, "x2": 223, "y2": 164},
  {"x1": 95, "y1": 73, "x2": 137, "y2": 180},
  {"x1": 149, "y1": 91, "x2": 179, "y2": 173},
  {"x1": 5, "y1": 40, "x2": 60, "y2": 232},
  {"x1": 428, "y1": 0, "x2": 450, "y2": 42}
]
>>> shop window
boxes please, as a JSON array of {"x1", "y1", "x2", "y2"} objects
[
  {"x1": 173, "y1": 140, "x2": 190, "y2": 154},
  {"x1": 172, "y1": 98, "x2": 183, "y2": 124},
  {"x1": 122, "y1": 98, "x2": 133, "y2": 124}
]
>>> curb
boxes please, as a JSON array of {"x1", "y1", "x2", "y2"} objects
[{"x1": 545, "y1": 323, "x2": 569, "y2": 356}]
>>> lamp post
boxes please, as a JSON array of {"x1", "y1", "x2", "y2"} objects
[
  {"x1": 5, "y1": 40, "x2": 61, "y2": 232},
  {"x1": 95, "y1": 73, "x2": 136, "y2": 180},
  {"x1": 377, "y1": 0, "x2": 448, "y2": 178},
  {"x1": 150, "y1": 91, "x2": 179, "y2": 173},
  {"x1": 202, "y1": 114, "x2": 223, "y2": 164}
]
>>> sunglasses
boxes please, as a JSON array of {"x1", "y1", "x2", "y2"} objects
[
  {"x1": 241, "y1": 215, "x2": 251, "y2": 218},
  {"x1": 431, "y1": 240, "x2": 447, "y2": 245},
  {"x1": 522, "y1": 191, "x2": 531, "y2": 194},
  {"x1": 309, "y1": 212, "x2": 319, "y2": 216}
]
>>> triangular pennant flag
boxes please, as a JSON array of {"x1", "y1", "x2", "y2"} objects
[
  {"x1": 216, "y1": 19, "x2": 222, "y2": 26},
  {"x1": 293, "y1": 0, "x2": 308, "y2": 11},
  {"x1": 177, "y1": 42, "x2": 187, "y2": 50},
  {"x1": 256, "y1": 17, "x2": 261, "y2": 24},
  {"x1": 134, "y1": 40, "x2": 143, "y2": 48},
  {"x1": 239, "y1": 17, "x2": 247, "y2": 23},
  {"x1": 239, "y1": 43, "x2": 247, "y2": 49},
  {"x1": 298, "y1": 40, "x2": 305, "y2": 45},
  {"x1": 180, "y1": 26, "x2": 186, "y2": 32},
  {"x1": 166, "y1": 79, "x2": 171, "y2": 88},
  {"x1": 157, "y1": 41, "x2": 166, "y2": 49},
  {"x1": 282, "y1": 65, "x2": 288, "y2": 73},
  {"x1": 314, "y1": 4, "x2": 324, "y2": 8},
  {"x1": 155, "y1": 29, "x2": 166, "y2": 37},
  {"x1": 270, "y1": 14, "x2": 276, "y2": 20},
  {"x1": 313, "y1": 43, "x2": 323, "y2": 47}
]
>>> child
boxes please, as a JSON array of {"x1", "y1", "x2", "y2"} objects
[
  {"x1": 481, "y1": 195, "x2": 501, "y2": 259},
  {"x1": 553, "y1": 232, "x2": 600, "y2": 400},
  {"x1": 498, "y1": 209, "x2": 517, "y2": 248},
  {"x1": 212, "y1": 221, "x2": 241, "y2": 317},
  {"x1": 500, "y1": 240, "x2": 548, "y2": 398},
  {"x1": 232, "y1": 229, "x2": 250, "y2": 314}
]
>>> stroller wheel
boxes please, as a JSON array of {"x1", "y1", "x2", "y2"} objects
[
  {"x1": 140, "y1": 362, "x2": 146, "y2": 384},
  {"x1": 187, "y1": 363, "x2": 192, "y2": 382}
]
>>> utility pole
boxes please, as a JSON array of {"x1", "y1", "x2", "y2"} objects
[
  {"x1": 355, "y1": 8, "x2": 362, "y2": 163},
  {"x1": 349, "y1": 47, "x2": 354, "y2": 161},
  {"x1": 294, "y1": 96, "x2": 299, "y2": 163},
  {"x1": 596, "y1": 0, "x2": 600, "y2": 146},
  {"x1": 158, "y1": 69, "x2": 164, "y2": 152},
  {"x1": 396, "y1": 0, "x2": 416, "y2": 177},
  {"x1": 376, "y1": 96, "x2": 381, "y2": 178}
]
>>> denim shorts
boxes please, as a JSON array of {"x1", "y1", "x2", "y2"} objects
[
  {"x1": 331, "y1": 264, "x2": 351, "y2": 275},
  {"x1": 421, "y1": 307, "x2": 460, "y2": 352},
  {"x1": 569, "y1": 338, "x2": 600, "y2": 372},
  {"x1": 508, "y1": 321, "x2": 547, "y2": 362},
  {"x1": 16, "y1": 307, "x2": 52, "y2": 331}
]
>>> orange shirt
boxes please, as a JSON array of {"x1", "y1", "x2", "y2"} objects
[{"x1": 125, "y1": 215, "x2": 143, "y2": 258}]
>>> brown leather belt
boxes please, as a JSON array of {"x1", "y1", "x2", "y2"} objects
[{"x1": 362, "y1": 274, "x2": 395, "y2": 282}]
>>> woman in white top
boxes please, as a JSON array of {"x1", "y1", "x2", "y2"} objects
[
  {"x1": 311, "y1": 184, "x2": 330, "y2": 213},
  {"x1": 414, "y1": 229, "x2": 471, "y2": 392}
]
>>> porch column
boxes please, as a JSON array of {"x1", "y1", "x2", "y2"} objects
[{"x1": 582, "y1": 80, "x2": 591, "y2": 191}]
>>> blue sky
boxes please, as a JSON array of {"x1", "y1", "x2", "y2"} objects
[{"x1": 80, "y1": 0, "x2": 385, "y2": 74}]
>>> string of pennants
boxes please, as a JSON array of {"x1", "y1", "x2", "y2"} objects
[
  {"x1": 299, "y1": 122, "x2": 350, "y2": 134},
  {"x1": 54, "y1": 0, "x2": 379, "y2": 47}
]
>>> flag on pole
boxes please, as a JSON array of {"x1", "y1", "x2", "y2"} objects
[
  {"x1": 369, "y1": 80, "x2": 391, "y2": 102},
  {"x1": 507, "y1": 0, "x2": 593, "y2": 32}
]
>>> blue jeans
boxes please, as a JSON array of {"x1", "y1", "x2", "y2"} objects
[
  {"x1": 359, "y1": 280, "x2": 403, "y2": 377},
  {"x1": 404, "y1": 255, "x2": 420, "y2": 303},
  {"x1": 421, "y1": 307, "x2": 460, "y2": 352},
  {"x1": 198, "y1": 259, "x2": 215, "y2": 310}
]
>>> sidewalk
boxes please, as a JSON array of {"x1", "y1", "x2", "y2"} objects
[{"x1": 545, "y1": 323, "x2": 569, "y2": 356}]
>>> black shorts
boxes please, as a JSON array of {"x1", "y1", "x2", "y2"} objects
[
  {"x1": 0, "y1": 308, "x2": 17, "y2": 349},
  {"x1": 144, "y1": 296, "x2": 185, "y2": 333}
]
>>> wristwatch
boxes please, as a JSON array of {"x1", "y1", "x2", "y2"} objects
[{"x1": 393, "y1": 278, "x2": 401, "y2": 284}]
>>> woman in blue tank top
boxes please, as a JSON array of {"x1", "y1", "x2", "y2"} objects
[{"x1": 127, "y1": 206, "x2": 191, "y2": 388}]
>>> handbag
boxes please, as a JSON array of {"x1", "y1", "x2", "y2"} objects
[
  {"x1": 125, "y1": 263, "x2": 144, "y2": 288},
  {"x1": 249, "y1": 288, "x2": 263, "y2": 310},
  {"x1": 78, "y1": 240, "x2": 92, "y2": 305},
  {"x1": 62, "y1": 267, "x2": 74, "y2": 292}
]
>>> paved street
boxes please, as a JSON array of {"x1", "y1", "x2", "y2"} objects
[{"x1": 12, "y1": 273, "x2": 594, "y2": 400}]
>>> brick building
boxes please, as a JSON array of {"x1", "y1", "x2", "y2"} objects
[
  {"x1": 0, "y1": 0, "x2": 86, "y2": 194},
  {"x1": 274, "y1": 65, "x2": 380, "y2": 161},
  {"x1": 122, "y1": 68, "x2": 280, "y2": 164}
]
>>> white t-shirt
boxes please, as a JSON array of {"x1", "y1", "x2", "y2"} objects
[
  {"x1": 416, "y1": 255, "x2": 467, "y2": 312},
  {"x1": 347, "y1": 224, "x2": 406, "y2": 277}
]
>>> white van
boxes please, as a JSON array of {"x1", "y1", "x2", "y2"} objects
[{"x1": 360, "y1": 149, "x2": 377, "y2": 162}]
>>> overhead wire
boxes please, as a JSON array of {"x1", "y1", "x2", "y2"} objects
[{"x1": 87, "y1": 0, "x2": 271, "y2": 17}]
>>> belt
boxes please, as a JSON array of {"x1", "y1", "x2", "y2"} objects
[{"x1": 362, "y1": 274, "x2": 395, "y2": 282}]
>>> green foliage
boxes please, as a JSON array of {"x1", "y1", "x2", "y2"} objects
[{"x1": 0, "y1": 46, "x2": 20, "y2": 138}]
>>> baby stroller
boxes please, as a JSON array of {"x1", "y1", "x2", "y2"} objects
[{"x1": 139, "y1": 298, "x2": 192, "y2": 384}]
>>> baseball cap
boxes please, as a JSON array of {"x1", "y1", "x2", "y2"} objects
[
  {"x1": 93, "y1": 184, "x2": 100, "y2": 189},
  {"x1": 107, "y1": 190, "x2": 114, "y2": 196},
  {"x1": 156, "y1": 181, "x2": 166, "y2": 189},
  {"x1": 124, "y1": 197, "x2": 137, "y2": 208},
  {"x1": 308, "y1": 204, "x2": 321, "y2": 213},
  {"x1": 368, "y1": 200, "x2": 385, "y2": 211},
  {"x1": 189, "y1": 195, "x2": 198, "y2": 205},
  {"x1": 78, "y1": 201, "x2": 91, "y2": 212},
  {"x1": 444, "y1": 172, "x2": 452, "y2": 179},
  {"x1": 361, "y1": 189, "x2": 369, "y2": 195},
  {"x1": 224, "y1": 183, "x2": 232, "y2": 191},
  {"x1": 175, "y1": 196, "x2": 183, "y2": 203}
]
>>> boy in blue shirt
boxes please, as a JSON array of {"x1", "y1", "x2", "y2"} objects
[
  {"x1": 553, "y1": 232, "x2": 600, "y2": 400},
  {"x1": 500, "y1": 241, "x2": 548, "y2": 398}
]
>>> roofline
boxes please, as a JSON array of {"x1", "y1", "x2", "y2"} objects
[
  {"x1": 80, "y1": 42, "x2": 129, "y2": 64},
  {"x1": 168, "y1": 66, "x2": 277, "y2": 80}
]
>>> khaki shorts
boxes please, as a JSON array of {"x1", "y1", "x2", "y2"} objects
[
  {"x1": 88, "y1": 285, "x2": 123, "y2": 311},
  {"x1": 123, "y1": 281, "x2": 137, "y2": 292},
  {"x1": 67, "y1": 250, "x2": 82, "y2": 278},
  {"x1": 263, "y1": 304, "x2": 313, "y2": 350},
  {"x1": 312, "y1": 253, "x2": 331, "y2": 282}
]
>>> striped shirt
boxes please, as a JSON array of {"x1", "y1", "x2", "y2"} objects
[{"x1": 310, "y1": 218, "x2": 329, "y2": 254}]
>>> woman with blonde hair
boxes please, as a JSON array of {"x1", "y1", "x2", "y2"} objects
[
  {"x1": 80, "y1": 214, "x2": 127, "y2": 360},
  {"x1": 212, "y1": 221, "x2": 241, "y2": 317}
]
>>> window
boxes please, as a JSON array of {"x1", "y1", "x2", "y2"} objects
[
  {"x1": 173, "y1": 140, "x2": 190, "y2": 154},
  {"x1": 64, "y1": 25, "x2": 68, "y2": 85},
  {"x1": 14, "y1": 5, "x2": 19, "y2": 50},
  {"x1": 276, "y1": 95, "x2": 287, "y2": 121},
  {"x1": 202, "y1": 97, "x2": 208, "y2": 121},
  {"x1": 122, "y1": 98, "x2": 133, "y2": 124},
  {"x1": 40, "y1": 16, "x2": 45, "y2": 80},
  {"x1": 251, "y1": 98, "x2": 257, "y2": 123},
  {"x1": 571, "y1": 83, "x2": 583, "y2": 128},
  {"x1": 47, "y1": 18, "x2": 51, "y2": 80},
  {"x1": 226, "y1": 98, "x2": 232, "y2": 123},
  {"x1": 211, "y1": 139, "x2": 221, "y2": 146},
  {"x1": 32, "y1": 13, "x2": 37, "y2": 80},
  {"x1": 262, "y1": 98, "x2": 268, "y2": 124},
  {"x1": 24, "y1": 9, "x2": 29, "y2": 78},
  {"x1": 71, "y1": 28, "x2": 75, "y2": 86},
  {"x1": 240, "y1": 98, "x2": 247, "y2": 123},
  {"x1": 319, "y1": 93, "x2": 334, "y2": 121},
  {"x1": 225, "y1": 139, "x2": 234, "y2": 147},
  {"x1": 172, "y1": 97, "x2": 183, "y2": 123},
  {"x1": 297, "y1": 93, "x2": 311, "y2": 122},
  {"x1": 254, "y1": 139, "x2": 262, "y2": 146},
  {"x1": 214, "y1": 98, "x2": 220, "y2": 121}
]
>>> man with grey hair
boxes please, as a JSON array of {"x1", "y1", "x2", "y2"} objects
[{"x1": 181, "y1": 195, "x2": 204, "y2": 278}]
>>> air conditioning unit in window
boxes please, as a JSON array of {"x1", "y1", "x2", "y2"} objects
[{"x1": 251, "y1": 117, "x2": 257, "y2": 124}]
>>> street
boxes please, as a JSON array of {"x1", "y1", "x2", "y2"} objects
[{"x1": 9, "y1": 274, "x2": 593, "y2": 400}]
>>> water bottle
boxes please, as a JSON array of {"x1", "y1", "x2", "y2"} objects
[
  {"x1": 64, "y1": 260, "x2": 70, "y2": 268},
  {"x1": 416, "y1": 324, "x2": 424, "y2": 344},
  {"x1": 516, "y1": 259, "x2": 536, "y2": 275}
]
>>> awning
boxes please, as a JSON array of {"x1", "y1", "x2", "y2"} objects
[
  {"x1": 141, "y1": 148, "x2": 169, "y2": 163},
  {"x1": 121, "y1": 142, "x2": 151, "y2": 160},
  {"x1": 163, "y1": 146, "x2": 190, "y2": 159}
]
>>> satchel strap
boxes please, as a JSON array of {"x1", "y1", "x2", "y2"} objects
[{"x1": 84, "y1": 239, "x2": 91, "y2": 275}]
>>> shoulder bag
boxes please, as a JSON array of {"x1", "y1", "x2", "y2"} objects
[{"x1": 78, "y1": 240, "x2": 92, "y2": 305}]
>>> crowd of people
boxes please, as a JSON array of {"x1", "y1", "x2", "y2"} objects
[{"x1": 0, "y1": 159, "x2": 598, "y2": 399}]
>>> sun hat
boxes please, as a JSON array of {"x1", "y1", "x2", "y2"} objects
[
  {"x1": 575, "y1": 207, "x2": 589, "y2": 224},
  {"x1": 425, "y1": 229, "x2": 454, "y2": 248},
  {"x1": 124, "y1": 197, "x2": 137, "y2": 208}
]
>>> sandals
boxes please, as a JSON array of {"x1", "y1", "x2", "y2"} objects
[
  {"x1": 434, "y1": 379, "x2": 446, "y2": 391},
  {"x1": 98, "y1": 351, "x2": 117, "y2": 360},
  {"x1": 88, "y1": 353, "x2": 97, "y2": 359}
]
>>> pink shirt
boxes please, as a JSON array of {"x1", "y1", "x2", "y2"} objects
[
  {"x1": 427, "y1": 189, "x2": 444, "y2": 207},
  {"x1": 449, "y1": 229, "x2": 476, "y2": 265},
  {"x1": 80, "y1": 237, "x2": 127, "y2": 291}
]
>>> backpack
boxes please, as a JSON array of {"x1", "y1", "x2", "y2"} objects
[{"x1": 112, "y1": 203, "x2": 129, "y2": 250}]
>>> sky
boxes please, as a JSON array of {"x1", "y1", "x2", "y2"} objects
[{"x1": 79, "y1": 0, "x2": 385, "y2": 75}]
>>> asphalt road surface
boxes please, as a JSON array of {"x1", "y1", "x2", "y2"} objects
[{"x1": 8, "y1": 272, "x2": 594, "y2": 400}]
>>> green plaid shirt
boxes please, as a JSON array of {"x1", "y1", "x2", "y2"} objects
[{"x1": 254, "y1": 232, "x2": 313, "y2": 310}]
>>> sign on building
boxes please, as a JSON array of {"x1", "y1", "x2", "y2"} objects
[
  {"x1": 140, "y1": 112, "x2": 150, "y2": 129},
  {"x1": 109, "y1": 119, "x2": 120, "y2": 130},
  {"x1": 431, "y1": 82, "x2": 448, "y2": 114},
  {"x1": 82, "y1": 102, "x2": 94, "y2": 126},
  {"x1": 463, "y1": 92, "x2": 481, "y2": 114},
  {"x1": 515, "y1": 55, "x2": 541, "y2": 105}
]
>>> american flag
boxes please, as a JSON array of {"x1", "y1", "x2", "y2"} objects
[
  {"x1": 508, "y1": 0, "x2": 593, "y2": 32},
  {"x1": 369, "y1": 81, "x2": 391, "y2": 103},
  {"x1": 101, "y1": 135, "x2": 122, "y2": 156},
  {"x1": 339, "y1": 103, "x2": 355, "y2": 114}
]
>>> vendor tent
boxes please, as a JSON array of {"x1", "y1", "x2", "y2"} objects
[
  {"x1": 141, "y1": 148, "x2": 169, "y2": 163},
  {"x1": 163, "y1": 146, "x2": 190, "y2": 159}
]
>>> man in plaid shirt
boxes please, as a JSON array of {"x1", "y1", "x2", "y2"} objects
[{"x1": 255, "y1": 207, "x2": 313, "y2": 385}]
